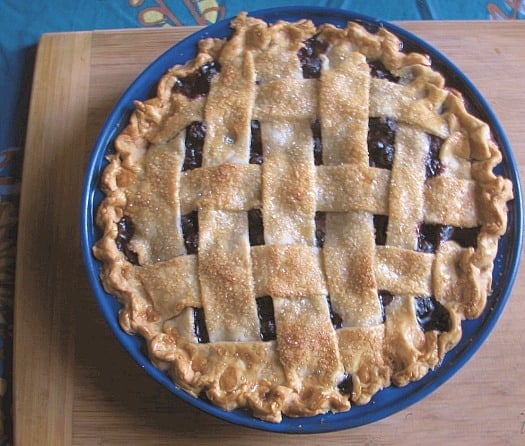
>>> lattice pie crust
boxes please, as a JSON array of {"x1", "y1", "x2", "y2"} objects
[{"x1": 93, "y1": 13, "x2": 513, "y2": 422}]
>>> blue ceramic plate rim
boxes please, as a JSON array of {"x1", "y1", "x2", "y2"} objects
[{"x1": 81, "y1": 6, "x2": 523, "y2": 434}]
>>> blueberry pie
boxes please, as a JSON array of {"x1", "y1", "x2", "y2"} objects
[{"x1": 93, "y1": 13, "x2": 513, "y2": 422}]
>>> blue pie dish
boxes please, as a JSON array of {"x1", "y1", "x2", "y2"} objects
[{"x1": 80, "y1": 6, "x2": 523, "y2": 433}]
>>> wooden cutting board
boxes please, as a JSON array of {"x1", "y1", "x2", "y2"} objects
[{"x1": 14, "y1": 22, "x2": 525, "y2": 445}]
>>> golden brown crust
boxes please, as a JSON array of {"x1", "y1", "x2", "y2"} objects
[{"x1": 93, "y1": 13, "x2": 513, "y2": 422}]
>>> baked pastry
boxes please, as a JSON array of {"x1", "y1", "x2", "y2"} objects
[{"x1": 93, "y1": 13, "x2": 513, "y2": 422}]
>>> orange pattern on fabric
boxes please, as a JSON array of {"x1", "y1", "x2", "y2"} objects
[
  {"x1": 487, "y1": 0, "x2": 525, "y2": 19},
  {"x1": 130, "y1": 0, "x2": 225, "y2": 26}
]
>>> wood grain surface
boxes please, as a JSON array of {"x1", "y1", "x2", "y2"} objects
[{"x1": 14, "y1": 22, "x2": 525, "y2": 445}]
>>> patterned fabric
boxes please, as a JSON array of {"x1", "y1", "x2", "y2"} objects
[{"x1": 0, "y1": 0, "x2": 523, "y2": 443}]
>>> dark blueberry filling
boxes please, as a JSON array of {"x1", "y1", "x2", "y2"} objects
[
  {"x1": 378, "y1": 289, "x2": 394, "y2": 323},
  {"x1": 368, "y1": 117, "x2": 397, "y2": 169},
  {"x1": 448, "y1": 226, "x2": 480, "y2": 248},
  {"x1": 368, "y1": 59, "x2": 400, "y2": 82},
  {"x1": 311, "y1": 118, "x2": 323, "y2": 165},
  {"x1": 415, "y1": 296, "x2": 451, "y2": 332},
  {"x1": 373, "y1": 214, "x2": 389, "y2": 246},
  {"x1": 172, "y1": 61, "x2": 221, "y2": 98},
  {"x1": 327, "y1": 296, "x2": 343, "y2": 330},
  {"x1": 193, "y1": 307, "x2": 210, "y2": 343},
  {"x1": 315, "y1": 211, "x2": 326, "y2": 248},
  {"x1": 298, "y1": 36, "x2": 328, "y2": 79},
  {"x1": 417, "y1": 223, "x2": 442, "y2": 253},
  {"x1": 116, "y1": 216, "x2": 139, "y2": 265},
  {"x1": 250, "y1": 120, "x2": 263, "y2": 165},
  {"x1": 183, "y1": 121, "x2": 206, "y2": 171},
  {"x1": 426, "y1": 134, "x2": 445, "y2": 178},
  {"x1": 197, "y1": 389, "x2": 211, "y2": 403},
  {"x1": 417, "y1": 223, "x2": 479, "y2": 253},
  {"x1": 248, "y1": 208, "x2": 265, "y2": 246},
  {"x1": 256, "y1": 296, "x2": 276, "y2": 341},
  {"x1": 337, "y1": 373, "x2": 353, "y2": 396},
  {"x1": 181, "y1": 211, "x2": 199, "y2": 254}
]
